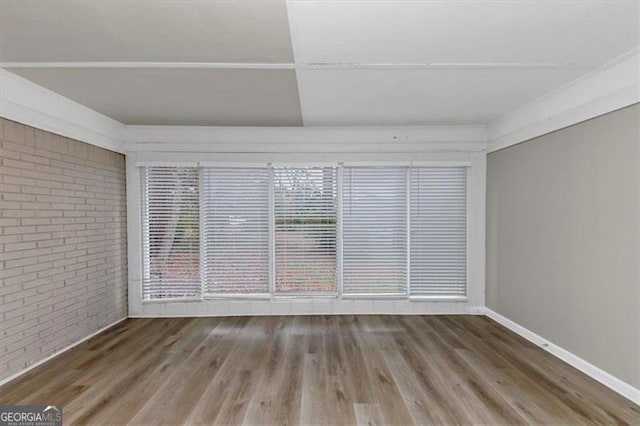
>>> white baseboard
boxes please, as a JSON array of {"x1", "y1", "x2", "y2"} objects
[
  {"x1": 130, "y1": 298, "x2": 482, "y2": 317},
  {"x1": 479, "y1": 307, "x2": 640, "y2": 405},
  {"x1": 0, "y1": 317, "x2": 127, "y2": 387}
]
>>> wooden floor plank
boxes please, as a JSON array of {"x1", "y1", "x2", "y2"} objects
[
  {"x1": 79, "y1": 318, "x2": 217, "y2": 425},
  {"x1": 402, "y1": 316, "x2": 526, "y2": 424},
  {"x1": 453, "y1": 315, "x2": 600, "y2": 424},
  {"x1": 0, "y1": 315, "x2": 637, "y2": 426},
  {"x1": 350, "y1": 317, "x2": 415, "y2": 426},
  {"x1": 382, "y1": 349, "x2": 451, "y2": 425},
  {"x1": 353, "y1": 403, "x2": 384, "y2": 426},
  {"x1": 128, "y1": 317, "x2": 245, "y2": 425}
]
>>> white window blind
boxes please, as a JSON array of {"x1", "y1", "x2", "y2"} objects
[
  {"x1": 274, "y1": 167, "x2": 337, "y2": 294},
  {"x1": 142, "y1": 167, "x2": 200, "y2": 300},
  {"x1": 410, "y1": 167, "x2": 467, "y2": 297},
  {"x1": 202, "y1": 168, "x2": 269, "y2": 296},
  {"x1": 343, "y1": 167, "x2": 407, "y2": 295}
]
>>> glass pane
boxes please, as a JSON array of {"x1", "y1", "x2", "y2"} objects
[{"x1": 274, "y1": 167, "x2": 337, "y2": 294}]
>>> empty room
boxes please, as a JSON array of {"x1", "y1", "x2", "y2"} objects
[{"x1": 0, "y1": 1, "x2": 638, "y2": 425}]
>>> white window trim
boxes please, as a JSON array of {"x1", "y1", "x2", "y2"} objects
[
  {"x1": 197, "y1": 161, "x2": 269, "y2": 168},
  {"x1": 139, "y1": 162, "x2": 471, "y2": 302},
  {"x1": 135, "y1": 161, "x2": 199, "y2": 167},
  {"x1": 126, "y1": 151, "x2": 485, "y2": 316}
]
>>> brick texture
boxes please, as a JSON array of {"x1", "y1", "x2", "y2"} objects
[{"x1": 0, "y1": 119, "x2": 127, "y2": 381}]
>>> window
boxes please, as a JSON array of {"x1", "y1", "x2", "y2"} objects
[
  {"x1": 142, "y1": 167, "x2": 200, "y2": 300},
  {"x1": 140, "y1": 164, "x2": 467, "y2": 300},
  {"x1": 273, "y1": 167, "x2": 337, "y2": 294},
  {"x1": 410, "y1": 167, "x2": 467, "y2": 297},
  {"x1": 343, "y1": 167, "x2": 407, "y2": 295},
  {"x1": 202, "y1": 168, "x2": 269, "y2": 296}
]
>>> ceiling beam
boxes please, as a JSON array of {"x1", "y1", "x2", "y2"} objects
[
  {"x1": 123, "y1": 124, "x2": 488, "y2": 154},
  {"x1": 0, "y1": 62, "x2": 296, "y2": 70},
  {"x1": 1, "y1": 62, "x2": 596, "y2": 70},
  {"x1": 300, "y1": 63, "x2": 596, "y2": 70}
]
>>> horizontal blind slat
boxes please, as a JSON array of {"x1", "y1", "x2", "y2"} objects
[
  {"x1": 410, "y1": 167, "x2": 467, "y2": 297},
  {"x1": 343, "y1": 167, "x2": 407, "y2": 295},
  {"x1": 203, "y1": 168, "x2": 269, "y2": 295},
  {"x1": 274, "y1": 167, "x2": 337, "y2": 294},
  {"x1": 142, "y1": 166, "x2": 200, "y2": 300}
]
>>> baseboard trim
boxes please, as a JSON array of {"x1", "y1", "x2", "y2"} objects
[
  {"x1": 479, "y1": 307, "x2": 640, "y2": 405},
  {"x1": 130, "y1": 299, "x2": 482, "y2": 317},
  {"x1": 0, "y1": 317, "x2": 127, "y2": 387},
  {"x1": 128, "y1": 310, "x2": 485, "y2": 319}
]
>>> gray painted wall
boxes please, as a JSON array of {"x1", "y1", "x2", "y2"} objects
[{"x1": 486, "y1": 104, "x2": 640, "y2": 388}]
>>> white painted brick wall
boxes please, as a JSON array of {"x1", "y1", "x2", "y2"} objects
[{"x1": 0, "y1": 118, "x2": 127, "y2": 381}]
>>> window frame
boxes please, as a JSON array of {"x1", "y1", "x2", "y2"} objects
[
  {"x1": 201, "y1": 167, "x2": 271, "y2": 298},
  {"x1": 140, "y1": 166, "x2": 202, "y2": 302},
  {"x1": 272, "y1": 165, "x2": 339, "y2": 296},
  {"x1": 408, "y1": 166, "x2": 468, "y2": 299},
  {"x1": 341, "y1": 165, "x2": 409, "y2": 297},
  {"x1": 139, "y1": 162, "x2": 470, "y2": 303}
]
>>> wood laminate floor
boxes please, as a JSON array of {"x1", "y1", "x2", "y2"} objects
[{"x1": 0, "y1": 315, "x2": 638, "y2": 425}]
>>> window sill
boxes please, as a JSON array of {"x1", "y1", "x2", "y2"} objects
[{"x1": 141, "y1": 295, "x2": 469, "y2": 304}]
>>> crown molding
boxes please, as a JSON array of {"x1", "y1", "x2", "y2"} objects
[
  {"x1": 123, "y1": 125, "x2": 488, "y2": 153},
  {"x1": 487, "y1": 48, "x2": 640, "y2": 152},
  {"x1": 0, "y1": 69, "x2": 125, "y2": 153}
]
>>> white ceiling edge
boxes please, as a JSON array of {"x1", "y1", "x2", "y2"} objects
[
  {"x1": 1, "y1": 62, "x2": 296, "y2": 70},
  {"x1": 0, "y1": 61, "x2": 596, "y2": 70},
  {"x1": 487, "y1": 48, "x2": 640, "y2": 153},
  {"x1": 123, "y1": 125, "x2": 488, "y2": 153},
  {"x1": 0, "y1": 68, "x2": 125, "y2": 153}
]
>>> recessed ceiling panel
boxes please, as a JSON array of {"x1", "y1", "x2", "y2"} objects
[
  {"x1": 0, "y1": 0, "x2": 294, "y2": 62},
  {"x1": 289, "y1": 1, "x2": 639, "y2": 65},
  {"x1": 10, "y1": 68, "x2": 303, "y2": 126},
  {"x1": 299, "y1": 68, "x2": 588, "y2": 126}
]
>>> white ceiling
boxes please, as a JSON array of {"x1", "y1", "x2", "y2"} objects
[
  {"x1": 11, "y1": 67, "x2": 303, "y2": 126},
  {"x1": 288, "y1": 1, "x2": 639, "y2": 65},
  {"x1": 0, "y1": 1, "x2": 294, "y2": 62},
  {"x1": 1, "y1": 0, "x2": 638, "y2": 127},
  {"x1": 299, "y1": 68, "x2": 588, "y2": 126}
]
